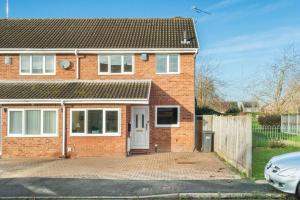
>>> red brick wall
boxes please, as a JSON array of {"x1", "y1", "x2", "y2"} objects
[
  {"x1": 65, "y1": 104, "x2": 128, "y2": 158},
  {"x1": 1, "y1": 104, "x2": 129, "y2": 158},
  {"x1": 0, "y1": 53, "x2": 195, "y2": 157},
  {"x1": 1, "y1": 105, "x2": 62, "y2": 158}
]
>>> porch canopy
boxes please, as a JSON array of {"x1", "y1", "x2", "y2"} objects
[{"x1": 0, "y1": 80, "x2": 151, "y2": 104}]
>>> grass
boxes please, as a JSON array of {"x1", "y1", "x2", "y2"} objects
[
  {"x1": 253, "y1": 129, "x2": 300, "y2": 147},
  {"x1": 252, "y1": 146, "x2": 300, "y2": 180},
  {"x1": 251, "y1": 113, "x2": 300, "y2": 180}
]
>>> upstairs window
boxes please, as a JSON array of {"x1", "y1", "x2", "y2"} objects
[
  {"x1": 98, "y1": 55, "x2": 134, "y2": 74},
  {"x1": 156, "y1": 54, "x2": 180, "y2": 74},
  {"x1": 20, "y1": 55, "x2": 55, "y2": 75}
]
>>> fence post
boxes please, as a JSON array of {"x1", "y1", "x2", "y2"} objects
[
  {"x1": 288, "y1": 114, "x2": 290, "y2": 134},
  {"x1": 296, "y1": 114, "x2": 300, "y2": 135}
]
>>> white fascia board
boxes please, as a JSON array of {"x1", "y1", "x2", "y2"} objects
[
  {"x1": 0, "y1": 48, "x2": 198, "y2": 54},
  {"x1": 0, "y1": 99, "x2": 149, "y2": 105}
]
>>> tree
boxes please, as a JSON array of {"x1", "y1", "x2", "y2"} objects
[
  {"x1": 196, "y1": 57, "x2": 224, "y2": 109},
  {"x1": 252, "y1": 46, "x2": 300, "y2": 114}
]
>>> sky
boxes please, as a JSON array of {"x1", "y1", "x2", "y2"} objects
[{"x1": 0, "y1": 0, "x2": 300, "y2": 101}]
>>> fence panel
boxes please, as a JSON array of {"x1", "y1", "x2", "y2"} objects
[{"x1": 203, "y1": 115, "x2": 252, "y2": 176}]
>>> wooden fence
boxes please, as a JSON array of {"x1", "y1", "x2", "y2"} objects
[{"x1": 203, "y1": 115, "x2": 252, "y2": 176}]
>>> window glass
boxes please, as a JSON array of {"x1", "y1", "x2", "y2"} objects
[
  {"x1": 25, "y1": 110, "x2": 41, "y2": 135},
  {"x1": 21, "y1": 56, "x2": 30, "y2": 73},
  {"x1": 88, "y1": 110, "x2": 103, "y2": 134},
  {"x1": 169, "y1": 55, "x2": 179, "y2": 72},
  {"x1": 32, "y1": 56, "x2": 43, "y2": 74},
  {"x1": 43, "y1": 111, "x2": 56, "y2": 134},
  {"x1": 72, "y1": 111, "x2": 85, "y2": 133},
  {"x1": 99, "y1": 56, "x2": 109, "y2": 73},
  {"x1": 45, "y1": 56, "x2": 54, "y2": 73},
  {"x1": 124, "y1": 55, "x2": 133, "y2": 72},
  {"x1": 157, "y1": 107, "x2": 178, "y2": 125},
  {"x1": 135, "y1": 114, "x2": 138, "y2": 128},
  {"x1": 9, "y1": 111, "x2": 23, "y2": 134},
  {"x1": 156, "y1": 55, "x2": 167, "y2": 73},
  {"x1": 111, "y1": 55, "x2": 122, "y2": 73},
  {"x1": 105, "y1": 111, "x2": 118, "y2": 133}
]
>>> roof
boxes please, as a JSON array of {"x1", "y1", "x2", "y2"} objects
[
  {"x1": 0, "y1": 18, "x2": 198, "y2": 49},
  {"x1": 0, "y1": 80, "x2": 151, "y2": 104},
  {"x1": 242, "y1": 101, "x2": 259, "y2": 108}
]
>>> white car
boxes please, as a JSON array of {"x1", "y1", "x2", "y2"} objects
[{"x1": 264, "y1": 152, "x2": 300, "y2": 197}]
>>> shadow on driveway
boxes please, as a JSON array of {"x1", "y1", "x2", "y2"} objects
[{"x1": 0, "y1": 177, "x2": 277, "y2": 197}]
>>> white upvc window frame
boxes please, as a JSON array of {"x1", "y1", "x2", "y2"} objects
[
  {"x1": 19, "y1": 54, "x2": 56, "y2": 75},
  {"x1": 7, "y1": 108, "x2": 59, "y2": 137},
  {"x1": 70, "y1": 108, "x2": 121, "y2": 136},
  {"x1": 155, "y1": 105, "x2": 180, "y2": 128},
  {"x1": 156, "y1": 54, "x2": 180, "y2": 74},
  {"x1": 98, "y1": 54, "x2": 135, "y2": 75}
]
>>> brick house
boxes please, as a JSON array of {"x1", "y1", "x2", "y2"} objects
[{"x1": 0, "y1": 18, "x2": 198, "y2": 158}]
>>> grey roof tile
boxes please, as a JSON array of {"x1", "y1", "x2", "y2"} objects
[
  {"x1": 0, "y1": 80, "x2": 151, "y2": 100},
  {"x1": 0, "y1": 18, "x2": 198, "y2": 49}
]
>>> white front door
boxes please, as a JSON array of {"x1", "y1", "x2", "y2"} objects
[{"x1": 130, "y1": 106, "x2": 149, "y2": 149}]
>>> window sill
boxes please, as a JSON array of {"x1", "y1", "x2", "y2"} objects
[
  {"x1": 156, "y1": 73, "x2": 180, "y2": 75},
  {"x1": 155, "y1": 124, "x2": 180, "y2": 128},
  {"x1": 70, "y1": 133, "x2": 121, "y2": 137},
  {"x1": 7, "y1": 134, "x2": 58, "y2": 138},
  {"x1": 19, "y1": 73, "x2": 56, "y2": 76},
  {"x1": 98, "y1": 73, "x2": 134, "y2": 75}
]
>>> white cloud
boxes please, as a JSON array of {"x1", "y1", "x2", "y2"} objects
[
  {"x1": 199, "y1": 0, "x2": 292, "y2": 23},
  {"x1": 201, "y1": 27, "x2": 300, "y2": 56},
  {"x1": 205, "y1": 0, "x2": 245, "y2": 11}
]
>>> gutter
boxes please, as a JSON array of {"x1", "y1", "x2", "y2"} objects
[
  {"x1": 0, "y1": 99, "x2": 150, "y2": 105},
  {"x1": 0, "y1": 48, "x2": 198, "y2": 54}
]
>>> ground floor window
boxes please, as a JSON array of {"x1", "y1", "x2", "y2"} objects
[
  {"x1": 155, "y1": 105, "x2": 180, "y2": 127},
  {"x1": 8, "y1": 109, "x2": 58, "y2": 136},
  {"x1": 71, "y1": 108, "x2": 121, "y2": 136}
]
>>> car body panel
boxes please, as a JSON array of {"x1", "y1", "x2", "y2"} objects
[{"x1": 264, "y1": 151, "x2": 300, "y2": 194}]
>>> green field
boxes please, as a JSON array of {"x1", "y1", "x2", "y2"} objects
[{"x1": 252, "y1": 146, "x2": 300, "y2": 179}]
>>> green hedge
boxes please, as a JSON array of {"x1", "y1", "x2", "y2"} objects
[{"x1": 257, "y1": 114, "x2": 281, "y2": 126}]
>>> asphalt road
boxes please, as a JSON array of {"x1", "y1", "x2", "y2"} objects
[{"x1": 0, "y1": 178, "x2": 279, "y2": 197}]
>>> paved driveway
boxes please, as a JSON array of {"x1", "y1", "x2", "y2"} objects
[{"x1": 0, "y1": 152, "x2": 239, "y2": 180}]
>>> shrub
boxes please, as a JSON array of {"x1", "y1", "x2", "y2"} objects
[
  {"x1": 258, "y1": 114, "x2": 281, "y2": 126},
  {"x1": 269, "y1": 140, "x2": 286, "y2": 148},
  {"x1": 224, "y1": 107, "x2": 240, "y2": 116},
  {"x1": 197, "y1": 106, "x2": 221, "y2": 115}
]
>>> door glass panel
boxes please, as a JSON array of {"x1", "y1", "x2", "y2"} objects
[
  {"x1": 142, "y1": 114, "x2": 145, "y2": 128},
  {"x1": 135, "y1": 114, "x2": 138, "y2": 128}
]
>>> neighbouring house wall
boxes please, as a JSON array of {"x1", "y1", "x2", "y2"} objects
[
  {"x1": 0, "y1": 53, "x2": 195, "y2": 156},
  {"x1": 66, "y1": 104, "x2": 129, "y2": 158},
  {"x1": 1, "y1": 105, "x2": 62, "y2": 158},
  {"x1": 1, "y1": 104, "x2": 129, "y2": 158}
]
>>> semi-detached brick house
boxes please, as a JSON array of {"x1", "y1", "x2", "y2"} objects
[{"x1": 0, "y1": 18, "x2": 198, "y2": 158}]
